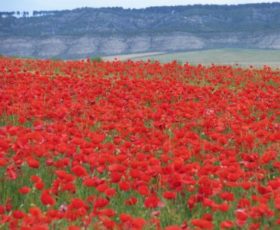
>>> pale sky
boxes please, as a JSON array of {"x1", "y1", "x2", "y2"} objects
[{"x1": 1, "y1": 0, "x2": 279, "y2": 12}]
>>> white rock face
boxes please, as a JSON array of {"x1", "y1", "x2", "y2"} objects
[
  {"x1": 0, "y1": 32, "x2": 279, "y2": 59},
  {"x1": 257, "y1": 35, "x2": 280, "y2": 49}
]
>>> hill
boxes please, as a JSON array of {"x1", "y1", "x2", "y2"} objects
[{"x1": 1, "y1": 3, "x2": 280, "y2": 59}]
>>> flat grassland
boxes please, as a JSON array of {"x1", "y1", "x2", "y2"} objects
[
  {"x1": 103, "y1": 49, "x2": 280, "y2": 68},
  {"x1": 102, "y1": 52, "x2": 165, "y2": 61}
]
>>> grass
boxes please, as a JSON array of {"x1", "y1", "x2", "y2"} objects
[{"x1": 106, "y1": 48, "x2": 280, "y2": 68}]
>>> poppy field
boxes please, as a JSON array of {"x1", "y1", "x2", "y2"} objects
[{"x1": 0, "y1": 57, "x2": 280, "y2": 229}]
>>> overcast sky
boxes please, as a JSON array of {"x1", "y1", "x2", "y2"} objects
[{"x1": 1, "y1": 0, "x2": 279, "y2": 11}]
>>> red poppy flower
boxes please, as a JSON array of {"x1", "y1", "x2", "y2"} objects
[
  {"x1": 94, "y1": 197, "x2": 109, "y2": 209},
  {"x1": 125, "y1": 197, "x2": 137, "y2": 206},
  {"x1": 163, "y1": 191, "x2": 176, "y2": 200},
  {"x1": 220, "y1": 220, "x2": 234, "y2": 229},
  {"x1": 13, "y1": 210, "x2": 25, "y2": 219},
  {"x1": 35, "y1": 181, "x2": 45, "y2": 190},
  {"x1": 19, "y1": 186, "x2": 31, "y2": 194},
  {"x1": 71, "y1": 165, "x2": 88, "y2": 177},
  {"x1": 27, "y1": 158, "x2": 40, "y2": 168},
  {"x1": 192, "y1": 219, "x2": 213, "y2": 229},
  {"x1": 144, "y1": 195, "x2": 161, "y2": 209},
  {"x1": 41, "y1": 190, "x2": 56, "y2": 206},
  {"x1": 119, "y1": 181, "x2": 130, "y2": 191}
]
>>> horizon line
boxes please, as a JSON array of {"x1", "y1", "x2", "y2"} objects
[{"x1": 1, "y1": 2, "x2": 279, "y2": 12}]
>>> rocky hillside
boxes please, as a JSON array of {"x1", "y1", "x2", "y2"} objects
[{"x1": 1, "y1": 3, "x2": 280, "y2": 59}]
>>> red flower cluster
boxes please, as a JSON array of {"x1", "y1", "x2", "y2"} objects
[{"x1": 0, "y1": 57, "x2": 279, "y2": 229}]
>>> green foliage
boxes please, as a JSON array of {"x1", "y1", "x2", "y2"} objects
[{"x1": 90, "y1": 56, "x2": 102, "y2": 62}]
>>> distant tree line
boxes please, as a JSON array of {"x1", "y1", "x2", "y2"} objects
[
  {"x1": 0, "y1": 10, "x2": 55, "y2": 18},
  {"x1": 1, "y1": 3, "x2": 280, "y2": 18},
  {"x1": 0, "y1": 11, "x2": 29, "y2": 18}
]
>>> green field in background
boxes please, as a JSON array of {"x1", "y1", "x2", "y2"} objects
[{"x1": 127, "y1": 49, "x2": 280, "y2": 68}]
